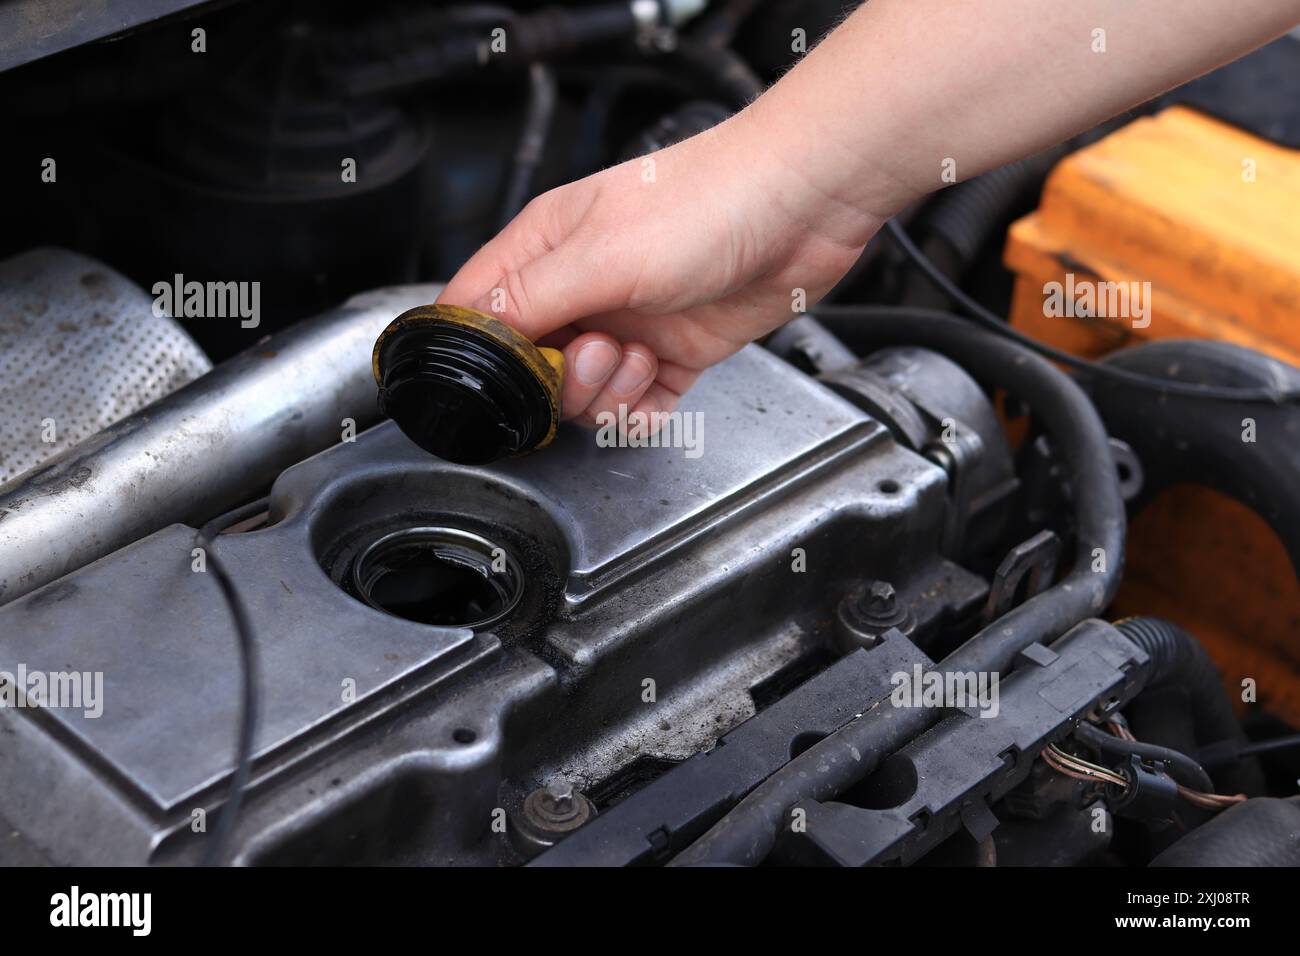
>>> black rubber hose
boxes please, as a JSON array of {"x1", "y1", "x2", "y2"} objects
[
  {"x1": 1151, "y1": 797, "x2": 1300, "y2": 866},
  {"x1": 1114, "y1": 617, "x2": 1246, "y2": 754},
  {"x1": 333, "y1": 4, "x2": 636, "y2": 95},
  {"x1": 664, "y1": 40, "x2": 764, "y2": 109},
  {"x1": 1094, "y1": 340, "x2": 1300, "y2": 573},
  {"x1": 920, "y1": 149, "x2": 1065, "y2": 272},
  {"x1": 670, "y1": 307, "x2": 1126, "y2": 866},
  {"x1": 820, "y1": 308, "x2": 1127, "y2": 674},
  {"x1": 1073, "y1": 721, "x2": 1215, "y2": 792},
  {"x1": 692, "y1": 0, "x2": 764, "y2": 49},
  {"x1": 499, "y1": 63, "x2": 558, "y2": 228}
]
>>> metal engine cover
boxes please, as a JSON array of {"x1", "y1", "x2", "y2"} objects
[{"x1": 0, "y1": 345, "x2": 981, "y2": 865}]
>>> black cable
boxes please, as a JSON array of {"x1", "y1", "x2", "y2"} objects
[
  {"x1": 1239, "y1": 734, "x2": 1300, "y2": 759},
  {"x1": 1073, "y1": 721, "x2": 1215, "y2": 793},
  {"x1": 1203, "y1": 732, "x2": 1300, "y2": 769},
  {"x1": 881, "y1": 218, "x2": 1300, "y2": 405},
  {"x1": 201, "y1": 496, "x2": 271, "y2": 538},
  {"x1": 193, "y1": 519, "x2": 261, "y2": 867}
]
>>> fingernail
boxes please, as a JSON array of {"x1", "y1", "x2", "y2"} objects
[
  {"x1": 610, "y1": 354, "x2": 653, "y2": 394},
  {"x1": 573, "y1": 341, "x2": 620, "y2": 386}
]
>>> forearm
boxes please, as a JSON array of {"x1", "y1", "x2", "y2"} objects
[
  {"x1": 738, "y1": 0, "x2": 1300, "y2": 235},
  {"x1": 436, "y1": 0, "x2": 1300, "y2": 422}
]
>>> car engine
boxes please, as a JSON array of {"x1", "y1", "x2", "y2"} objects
[{"x1": 1, "y1": 0, "x2": 1299, "y2": 872}]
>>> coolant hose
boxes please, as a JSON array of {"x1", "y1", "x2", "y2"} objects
[
  {"x1": 1114, "y1": 617, "x2": 1246, "y2": 753},
  {"x1": 670, "y1": 307, "x2": 1126, "y2": 866}
]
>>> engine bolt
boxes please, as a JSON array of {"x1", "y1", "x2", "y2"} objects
[
  {"x1": 836, "y1": 578, "x2": 916, "y2": 651},
  {"x1": 864, "y1": 581, "x2": 897, "y2": 615},
  {"x1": 509, "y1": 776, "x2": 596, "y2": 859},
  {"x1": 539, "y1": 778, "x2": 577, "y2": 818}
]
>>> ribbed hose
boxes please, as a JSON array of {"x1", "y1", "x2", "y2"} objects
[
  {"x1": 1114, "y1": 617, "x2": 1246, "y2": 752},
  {"x1": 1111, "y1": 616, "x2": 1261, "y2": 794},
  {"x1": 921, "y1": 149, "x2": 1065, "y2": 268},
  {"x1": 670, "y1": 308, "x2": 1126, "y2": 866}
]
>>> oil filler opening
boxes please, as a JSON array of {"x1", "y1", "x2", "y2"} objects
[{"x1": 351, "y1": 526, "x2": 523, "y2": 629}]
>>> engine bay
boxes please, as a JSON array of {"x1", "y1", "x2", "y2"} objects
[{"x1": 1, "y1": 0, "x2": 1299, "y2": 873}]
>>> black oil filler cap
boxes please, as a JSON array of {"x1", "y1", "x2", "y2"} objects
[{"x1": 373, "y1": 304, "x2": 565, "y2": 465}]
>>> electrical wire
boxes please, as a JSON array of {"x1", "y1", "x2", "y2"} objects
[
  {"x1": 1177, "y1": 786, "x2": 1246, "y2": 810},
  {"x1": 673, "y1": 304, "x2": 1126, "y2": 867},
  {"x1": 1200, "y1": 730, "x2": 1300, "y2": 770},
  {"x1": 1075, "y1": 720, "x2": 1215, "y2": 792},
  {"x1": 1040, "y1": 720, "x2": 1247, "y2": 813},
  {"x1": 193, "y1": 521, "x2": 261, "y2": 867},
  {"x1": 1106, "y1": 715, "x2": 1137, "y2": 742},
  {"x1": 1043, "y1": 742, "x2": 1128, "y2": 787},
  {"x1": 880, "y1": 218, "x2": 1300, "y2": 405}
]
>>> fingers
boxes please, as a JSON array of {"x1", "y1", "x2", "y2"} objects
[
  {"x1": 466, "y1": 239, "x2": 630, "y2": 342},
  {"x1": 560, "y1": 332, "x2": 621, "y2": 419},
  {"x1": 577, "y1": 344, "x2": 658, "y2": 427},
  {"x1": 583, "y1": 380, "x2": 688, "y2": 441},
  {"x1": 628, "y1": 381, "x2": 683, "y2": 421},
  {"x1": 651, "y1": 360, "x2": 701, "y2": 400},
  {"x1": 434, "y1": 181, "x2": 709, "y2": 434},
  {"x1": 437, "y1": 221, "x2": 534, "y2": 313},
  {"x1": 438, "y1": 186, "x2": 636, "y2": 343},
  {"x1": 441, "y1": 230, "x2": 629, "y2": 343},
  {"x1": 560, "y1": 336, "x2": 701, "y2": 439}
]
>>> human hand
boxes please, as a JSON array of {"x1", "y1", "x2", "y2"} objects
[{"x1": 436, "y1": 111, "x2": 883, "y2": 426}]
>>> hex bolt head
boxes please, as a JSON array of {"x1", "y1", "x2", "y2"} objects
[
  {"x1": 836, "y1": 579, "x2": 915, "y2": 652},
  {"x1": 510, "y1": 777, "x2": 597, "y2": 860},
  {"x1": 540, "y1": 777, "x2": 576, "y2": 816},
  {"x1": 864, "y1": 581, "x2": 897, "y2": 614}
]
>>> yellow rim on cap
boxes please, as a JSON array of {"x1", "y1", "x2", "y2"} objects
[{"x1": 372, "y1": 304, "x2": 565, "y2": 453}]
